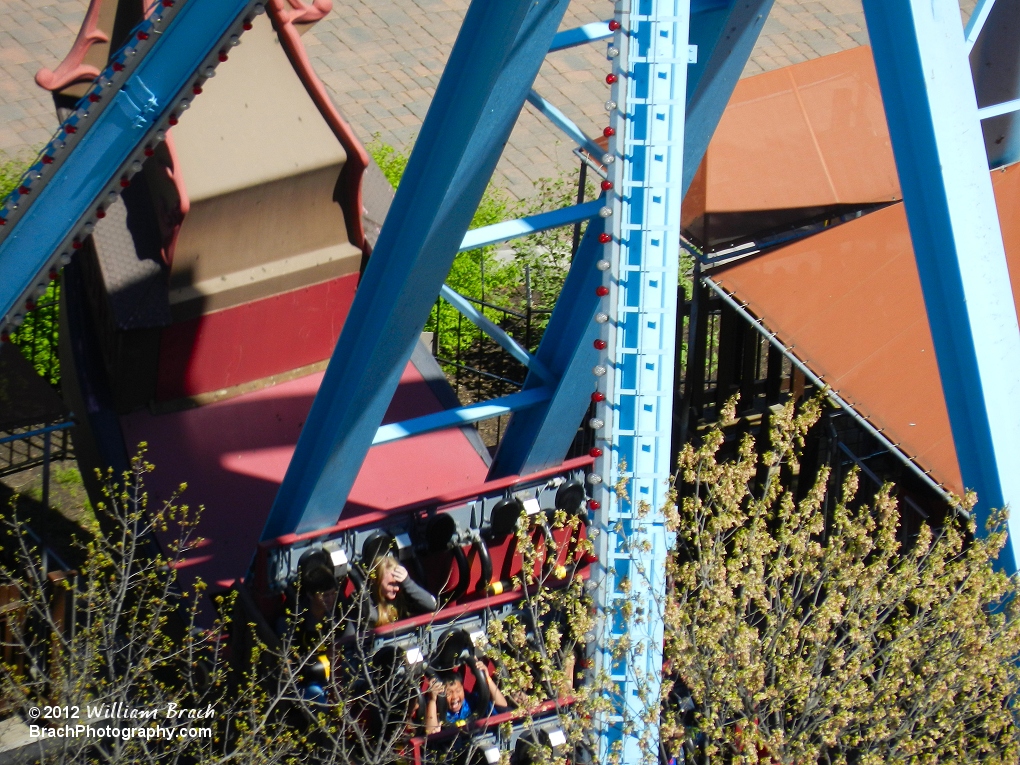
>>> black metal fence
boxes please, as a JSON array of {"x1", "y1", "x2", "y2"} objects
[
  {"x1": 2, "y1": 280, "x2": 74, "y2": 495},
  {"x1": 430, "y1": 279, "x2": 795, "y2": 452},
  {"x1": 429, "y1": 290, "x2": 553, "y2": 451},
  {"x1": 679, "y1": 284, "x2": 796, "y2": 434},
  {"x1": 678, "y1": 279, "x2": 944, "y2": 528}
]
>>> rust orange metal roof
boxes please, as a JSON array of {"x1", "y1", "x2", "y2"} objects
[
  {"x1": 712, "y1": 162, "x2": 1020, "y2": 497},
  {"x1": 685, "y1": 46, "x2": 901, "y2": 224}
]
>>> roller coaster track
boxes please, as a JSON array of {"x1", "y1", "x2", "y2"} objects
[{"x1": 0, "y1": 0, "x2": 266, "y2": 341}]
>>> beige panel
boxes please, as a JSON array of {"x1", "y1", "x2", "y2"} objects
[
  {"x1": 168, "y1": 242, "x2": 362, "y2": 322},
  {"x1": 171, "y1": 13, "x2": 347, "y2": 202},
  {"x1": 167, "y1": 11, "x2": 358, "y2": 318},
  {"x1": 170, "y1": 165, "x2": 350, "y2": 284}
]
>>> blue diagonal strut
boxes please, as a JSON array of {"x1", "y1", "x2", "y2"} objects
[
  {"x1": 862, "y1": 0, "x2": 1020, "y2": 570},
  {"x1": 458, "y1": 199, "x2": 603, "y2": 251},
  {"x1": 373, "y1": 388, "x2": 552, "y2": 446},
  {"x1": 548, "y1": 21, "x2": 612, "y2": 52},
  {"x1": 964, "y1": 0, "x2": 998, "y2": 54},
  {"x1": 438, "y1": 284, "x2": 554, "y2": 382},
  {"x1": 526, "y1": 89, "x2": 605, "y2": 158},
  {"x1": 979, "y1": 98, "x2": 1020, "y2": 120},
  {"x1": 261, "y1": 0, "x2": 574, "y2": 541}
]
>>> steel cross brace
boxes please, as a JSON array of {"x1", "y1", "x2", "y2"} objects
[
  {"x1": 862, "y1": 0, "x2": 1020, "y2": 570},
  {"x1": 550, "y1": 21, "x2": 614, "y2": 52},
  {"x1": 527, "y1": 89, "x2": 606, "y2": 158},
  {"x1": 261, "y1": 0, "x2": 573, "y2": 540},
  {"x1": 684, "y1": 0, "x2": 775, "y2": 194},
  {"x1": 458, "y1": 199, "x2": 604, "y2": 252},
  {"x1": 437, "y1": 284, "x2": 554, "y2": 382},
  {"x1": 488, "y1": 224, "x2": 606, "y2": 479},
  {"x1": 373, "y1": 387, "x2": 553, "y2": 446}
]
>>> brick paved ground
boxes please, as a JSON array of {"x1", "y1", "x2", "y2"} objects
[
  {"x1": 303, "y1": 0, "x2": 611, "y2": 199},
  {"x1": 0, "y1": 0, "x2": 981, "y2": 199},
  {"x1": 0, "y1": 1, "x2": 85, "y2": 161}
]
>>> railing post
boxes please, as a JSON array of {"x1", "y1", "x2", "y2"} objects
[
  {"x1": 524, "y1": 264, "x2": 532, "y2": 352},
  {"x1": 432, "y1": 298, "x2": 440, "y2": 356},
  {"x1": 42, "y1": 427, "x2": 51, "y2": 510},
  {"x1": 679, "y1": 264, "x2": 707, "y2": 447},
  {"x1": 571, "y1": 161, "x2": 588, "y2": 258}
]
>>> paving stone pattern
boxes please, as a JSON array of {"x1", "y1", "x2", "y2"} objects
[{"x1": 0, "y1": 0, "x2": 981, "y2": 200}]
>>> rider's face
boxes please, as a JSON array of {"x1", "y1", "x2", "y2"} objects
[
  {"x1": 380, "y1": 569, "x2": 400, "y2": 601},
  {"x1": 445, "y1": 679, "x2": 465, "y2": 713},
  {"x1": 310, "y1": 588, "x2": 338, "y2": 619}
]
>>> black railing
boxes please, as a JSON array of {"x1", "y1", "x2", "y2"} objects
[
  {"x1": 429, "y1": 286, "x2": 552, "y2": 451},
  {"x1": 679, "y1": 285, "x2": 795, "y2": 432},
  {"x1": 0, "y1": 424, "x2": 74, "y2": 478},
  {"x1": 428, "y1": 283, "x2": 598, "y2": 458}
]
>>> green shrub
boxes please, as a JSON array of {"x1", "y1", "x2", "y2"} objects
[
  {"x1": 10, "y1": 279, "x2": 61, "y2": 386},
  {"x1": 1, "y1": 152, "x2": 61, "y2": 388},
  {"x1": 365, "y1": 140, "x2": 604, "y2": 369},
  {"x1": 0, "y1": 153, "x2": 26, "y2": 199}
]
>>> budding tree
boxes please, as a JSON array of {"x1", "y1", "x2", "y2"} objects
[
  {"x1": 0, "y1": 452, "x2": 394, "y2": 764},
  {"x1": 0, "y1": 451, "x2": 597, "y2": 765},
  {"x1": 663, "y1": 398, "x2": 1020, "y2": 764}
]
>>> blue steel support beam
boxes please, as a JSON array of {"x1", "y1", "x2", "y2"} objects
[
  {"x1": 262, "y1": 0, "x2": 572, "y2": 541},
  {"x1": 458, "y1": 199, "x2": 603, "y2": 251},
  {"x1": 549, "y1": 21, "x2": 613, "y2": 52},
  {"x1": 492, "y1": 1, "x2": 692, "y2": 761},
  {"x1": 372, "y1": 388, "x2": 552, "y2": 446},
  {"x1": 488, "y1": 225, "x2": 604, "y2": 478},
  {"x1": 590, "y1": 1, "x2": 690, "y2": 759},
  {"x1": 438, "y1": 284, "x2": 554, "y2": 382},
  {"x1": 862, "y1": 0, "x2": 1020, "y2": 570},
  {"x1": 526, "y1": 90, "x2": 605, "y2": 159},
  {"x1": 683, "y1": 0, "x2": 775, "y2": 195},
  {"x1": 969, "y1": 0, "x2": 1020, "y2": 168}
]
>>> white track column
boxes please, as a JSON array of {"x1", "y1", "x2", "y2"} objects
[{"x1": 591, "y1": 2, "x2": 690, "y2": 763}]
